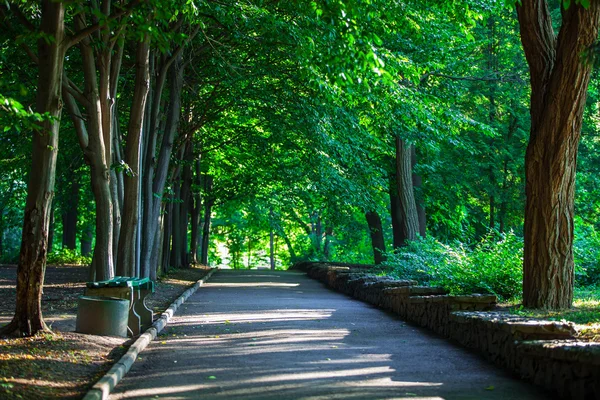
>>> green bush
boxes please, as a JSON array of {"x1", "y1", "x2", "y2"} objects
[
  {"x1": 574, "y1": 219, "x2": 600, "y2": 286},
  {"x1": 380, "y1": 231, "x2": 523, "y2": 301},
  {"x1": 46, "y1": 248, "x2": 91, "y2": 266}
]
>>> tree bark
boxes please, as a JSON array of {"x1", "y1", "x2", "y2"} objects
[
  {"x1": 365, "y1": 211, "x2": 387, "y2": 265},
  {"x1": 517, "y1": 0, "x2": 600, "y2": 309},
  {"x1": 269, "y1": 208, "x2": 275, "y2": 270},
  {"x1": 177, "y1": 143, "x2": 193, "y2": 268},
  {"x1": 200, "y1": 176, "x2": 213, "y2": 265},
  {"x1": 48, "y1": 207, "x2": 55, "y2": 253},
  {"x1": 389, "y1": 175, "x2": 404, "y2": 249},
  {"x1": 161, "y1": 201, "x2": 173, "y2": 276},
  {"x1": 117, "y1": 35, "x2": 150, "y2": 277},
  {"x1": 81, "y1": 226, "x2": 93, "y2": 257},
  {"x1": 62, "y1": 178, "x2": 79, "y2": 250},
  {"x1": 0, "y1": 0, "x2": 65, "y2": 336},
  {"x1": 141, "y1": 54, "x2": 185, "y2": 277},
  {"x1": 190, "y1": 159, "x2": 202, "y2": 264},
  {"x1": 63, "y1": 12, "x2": 119, "y2": 281},
  {"x1": 394, "y1": 137, "x2": 420, "y2": 245},
  {"x1": 411, "y1": 145, "x2": 426, "y2": 238}
]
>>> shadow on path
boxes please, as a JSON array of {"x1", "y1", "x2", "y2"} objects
[{"x1": 110, "y1": 270, "x2": 551, "y2": 400}]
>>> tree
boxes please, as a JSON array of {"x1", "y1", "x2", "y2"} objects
[
  {"x1": 0, "y1": 0, "x2": 66, "y2": 336},
  {"x1": 516, "y1": 0, "x2": 600, "y2": 309}
]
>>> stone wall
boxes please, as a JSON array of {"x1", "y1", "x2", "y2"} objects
[{"x1": 293, "y1": 262, "x2": 600, "y2": 400}]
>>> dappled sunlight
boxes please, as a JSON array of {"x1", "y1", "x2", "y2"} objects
[
  {"x1": 207, "y1": 282, "x2": 300, "y2": 288},
  {"x1": 110, "y1": 271, "x2": 546, "y2": 400},
  {"x1": 175, "y1": 309, "x2": 334, "y2": 325},
  {"x1": 151, "y1": 327, "x2": 351, "y2": 357},
  {"x1": 242, "y1": 366, "x2": 401, "y2": 383}
]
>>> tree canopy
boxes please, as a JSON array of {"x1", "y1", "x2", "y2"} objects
[{"x1": 1, "y1": 0, "x2": 600, "y2": 334}]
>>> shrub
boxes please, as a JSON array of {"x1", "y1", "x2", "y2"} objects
[
  {"x1": 574, "y1": 219, "x2": 600, "y2": 286},
  {"x1": 380, "y1": 231, "x2": 523, "y2": 301},
  {"x1": 46, "y1": 248, "x2": 91, "y2": 266}
]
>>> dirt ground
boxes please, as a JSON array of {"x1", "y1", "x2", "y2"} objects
[{"x1": 0, "y1": 264, "x2": 210, "y2": 399}]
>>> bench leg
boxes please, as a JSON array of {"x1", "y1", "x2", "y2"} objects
[
  {"x1": 128, "y1": 290, "x2": 143, "y2": 337},
  {"x1": 135, "y1": 289, "x2": 154, "y2": 331}
]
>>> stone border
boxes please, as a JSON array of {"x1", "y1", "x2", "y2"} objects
[
  {"x1": 82, "y1": 268, "x2": 217, "y2": 400},
  {"x1": 294, "y1": 262, "x2": 600, "y2": 400}
]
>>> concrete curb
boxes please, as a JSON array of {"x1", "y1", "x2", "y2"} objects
[{"x1": 82, "y1": 268, "x2": 217, "y2": 400}]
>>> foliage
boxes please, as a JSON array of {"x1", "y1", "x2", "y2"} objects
[
  {"x1": 379, "y1": 232, "x2": 524, "y2": 301},
  {"x1": 574, "y1": 218, "x2": 600, "y2": 286},
  {"x1": 46, "y1": 249, "x2": 91, "y2": 266}
]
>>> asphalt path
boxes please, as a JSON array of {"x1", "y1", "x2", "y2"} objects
[{"x1": 110, "y1": 269, "x2": 550, "y2": 400}]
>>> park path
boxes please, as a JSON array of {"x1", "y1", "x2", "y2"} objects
[{"x1": 110, "y1": 270, "x2": 549, "y2": 400}]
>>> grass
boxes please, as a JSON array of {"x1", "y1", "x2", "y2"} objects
[{"x1": 507, "y1": 285, "x2": 600, "y2": 341}]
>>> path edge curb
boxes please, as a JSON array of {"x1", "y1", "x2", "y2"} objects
[{"x1": 81, "y1": 268, "x2": 217, "y2": 400}]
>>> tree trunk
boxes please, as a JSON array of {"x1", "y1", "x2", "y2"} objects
[
  {"x1": 117, "y1": 35, "x2": 150, "y2": 277},
  {"x1": 81, "y1": 226, "x2": 93, "y2": 257},
  {"x1": 161, "y1": 202, "x2": 173, "y2": 276},
  {"x1": 389, "y1": 175, "x2": 404, "y2": 249},
  {"x1": 365, "y1": 211, "x2": 386, "y2": 265},
  {"x1": 66, "y1": 13, "x2": 116, "y2": 281},
  {"x1": 177, "y1": 143, "x2": 193, "y2": 268},
  {"x1": 517, "y1": 1, "x2": 600, "y2": 309},
  {"x1": 411, "y1": 145, "x2": 426, "y2": 238},
  {"x1": 0, "y1": 1, "x2": 65, "y2": 336},
  {"x1": 48, "y1": 207, "x2": 55, "y2": 253},
  {"x1": 140, "y1": 54, "x2": 184, "y2": 277},
  {"x1": 62, "y1": 178, "x2": 79, "y2": 250},
  {"x1": 170, "y1": 172, "x2": 182, "y2": 269},
  {"x1": 190, "y1": 160, "x2": 202, "y2": 264},
  {"x1": 269, "y1": 210, "x2": 275, "y2": 270},
  {"x1": 200, "y1": 201, "x2": 213, "y2": 265},
  {"x1": 395, "y1": 137, "x2": 419, "y2": 245}
]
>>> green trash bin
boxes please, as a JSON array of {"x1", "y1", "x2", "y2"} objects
[{"x1": 76, "y1": 295, "x2": 129, "y2": 337}]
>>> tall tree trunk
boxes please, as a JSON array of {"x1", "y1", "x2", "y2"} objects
[
  {"x1": 81, "y1": 226, "x2": 93, "y2": 257},
  {"x1": 389, "y1": 175, "x2": 404, "y2": 249},
  {"x1": 48, "y1": 208, "x2": 55, "y2": 253},
  {"x1": 177, "y1": 143, "x2": 193, "y2": 268},
  {"x1": 65, "y1": 13, "x2": 116, "y2": 281},
  {"x1": 269, "y1": 209, "x2": 275, "y2": 270},
  {"x1": 517, "y1": 0, "x2": 600, "y2": 309},
  {"x1": 0, "y1": 1, "x2": 65, "y2": 336},
  {"x1": 190, "y1": 160, "x2": 202, "y2": 264},
  {"x1": 141, "y1": 54, "x2": 184, "y2": 277},
  {"x1": 395, "y1": 137, "x2": 419, "y2": 245},
  {"x1": 365, "y1": 211, "x2": 386, "y2": 265},
  {"x1": 150, "y1": 215, "x2": 161, "y2": 280},
  {"x1": 200, "y1": 175, "x2": 213, "y2": 265},
  {"x1": 117, "y1": 36, "x2": 150, "y2": 277},
  {"x1": 62, "y1": 178, "x2": 79, "y2": 250},
  {"x1": 411, "y1": 145, "x2": 426, "y2": 238},
  {"x1": 200, "y1": 202, "x2": 213, "y2": 265},
  {"x1": 170, "y1": 171, "x2": 182, "y2": 269},
  {"x1": 161, "y1": 202, "x2": 173, "y2": 276}
]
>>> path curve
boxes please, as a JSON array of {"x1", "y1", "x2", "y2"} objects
[{"x1": 110, "y1": 270, "x2": 549, "y2": 400}]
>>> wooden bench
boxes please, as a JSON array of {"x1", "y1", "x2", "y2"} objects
[{"x1": 84, "y1": 277, "x2": 155, "y2": 336}]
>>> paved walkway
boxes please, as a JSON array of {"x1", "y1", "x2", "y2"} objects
[{"x1": 110, "y1": 270, "x2": 549, "y2": 400}]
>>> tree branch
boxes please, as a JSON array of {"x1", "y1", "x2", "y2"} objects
[{"x1": 67, "y1": 0, "x2": 144, "y2": 49}]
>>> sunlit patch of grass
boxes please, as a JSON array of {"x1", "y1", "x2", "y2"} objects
[{"x1": 504, "y1": 285, "x2": 600, "y2": 341}]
